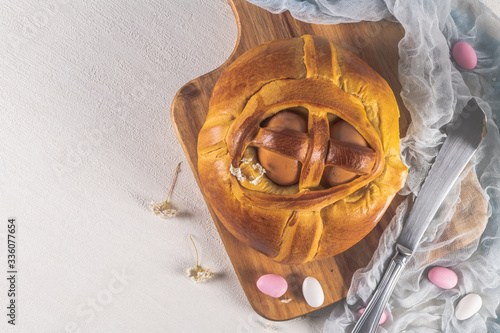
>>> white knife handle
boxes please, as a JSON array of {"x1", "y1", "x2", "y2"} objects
[{"x1": 352, "y1": 244, "x2": 413, "y2": 333}]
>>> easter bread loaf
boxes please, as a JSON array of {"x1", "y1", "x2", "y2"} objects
[{"x1": 197, "y1": 35, "x2": 407, "y2": 265}]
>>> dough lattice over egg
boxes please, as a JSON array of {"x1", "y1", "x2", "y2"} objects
[{"x1": 197, "y1": 35, "x2": 407, "y2": 265}]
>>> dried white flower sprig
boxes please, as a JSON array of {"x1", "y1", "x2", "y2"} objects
[
  {"x1": 150, "y1": 162, "x2": 181, "y2": 218},
  {"x1": 186, "y1": 235, "x2": 214, "y2": 283},
  {"x1": 250, "y1": 162, "x2": 266, "y2": 185},
  {"x1": 229, "y1": 157, "x2": 266, "y2": 185}
]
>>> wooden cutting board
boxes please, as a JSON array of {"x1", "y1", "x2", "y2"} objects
[{"x1": 171, "y1": 0, "x2": 409, "y2": 321}]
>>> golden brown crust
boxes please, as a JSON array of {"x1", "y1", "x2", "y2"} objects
[{"x1": 197, "y1": 35, "x2": 408, "y2": 265}]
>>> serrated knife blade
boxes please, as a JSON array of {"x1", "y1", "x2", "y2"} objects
[{"x1": 353, "y1": 98, "x2": 486, "y2": 333}]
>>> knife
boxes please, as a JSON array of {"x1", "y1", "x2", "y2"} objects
[{"x1": 352, "y1": 98, "x2": 486, "y2": 333}]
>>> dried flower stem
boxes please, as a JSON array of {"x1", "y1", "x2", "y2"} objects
[
  {"x1": 150, "y1": 162, "x2": 182, "y2": 218},
  {"x1": 186, "y1": 234, "x2": 214, "y2": 282},
  {"x1": 165, "y1": 162, "x2": 181, "y2": 202},
  {"x1": 189, "y1": 234, "x2": 199, "y2": 268}
]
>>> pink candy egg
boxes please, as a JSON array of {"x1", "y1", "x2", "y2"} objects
[
  {"x1": 358, "y1": 308, "x2": 388, "y2": 325},
  {"x1": 256, "y1": 274, "x2": 288, "y2": 298},
  {"x1": 428, "y1": 266, "x2": 458, "y2": 289},
  {"x1": 452, "y1": 41, "x2": 477, "y2": 70}
]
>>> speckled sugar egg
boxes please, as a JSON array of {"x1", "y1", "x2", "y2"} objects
[
  {"x1": 256, "y1": 274, "x2": 287, "y2": 298},
  {"x1": 428, "y1": 267, "x2": 458, "y2": 289},
  {"x1": 455, "y1": 293, "x2": 482, "y2": 320},
  {"x1": 452, "y1": 41, "x2": 477, "y2": 70}
]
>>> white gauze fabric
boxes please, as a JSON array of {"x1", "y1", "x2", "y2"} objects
[{"x1": 246, "y1": 0, "x2": 500, "y2": 331}]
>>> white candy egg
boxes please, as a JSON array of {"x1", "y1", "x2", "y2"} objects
[
  {"x1": 455, "y1": 293, "x2": 482, "y2": 320},
  {"x1": 302, "y1": 277, "x2": 324, "y2": 308}
]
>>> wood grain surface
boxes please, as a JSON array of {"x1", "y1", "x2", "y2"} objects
[{"x1": 171, "y1": 0, "x2": 409, "y2": 321}]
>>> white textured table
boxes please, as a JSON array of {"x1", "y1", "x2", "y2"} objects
[{"x1": 0, "y1": 1, "x2": 498, "y2": 332}]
